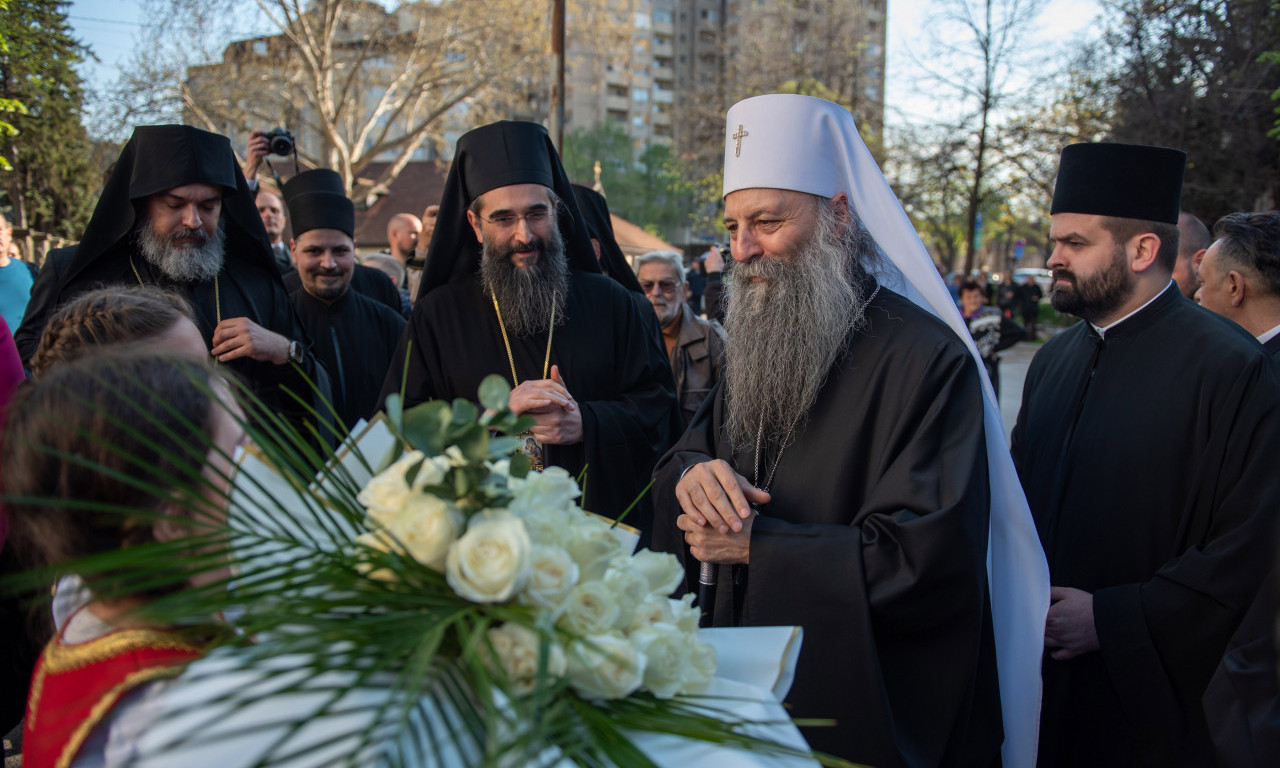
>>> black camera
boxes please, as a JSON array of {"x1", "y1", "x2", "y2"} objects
[{"x1": 265, "y1": 127, "x2": 294, "y2": 157}]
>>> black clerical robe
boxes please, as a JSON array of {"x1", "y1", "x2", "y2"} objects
[
  {"x1": 292, "y1": 287, "x2": 405, "y2": 429},
  {"x1": 18, "y1": 243, "x2": 330, "y2": 435},
  {"x1": 652, "y1": 285, "x2": 1002, "y2": 767},
  {"x1": 1263, "y1": 332, "x2": 1280, "y2": 358},
  {"x1": 1011, "y1": 286, "x2": 1280, "y2": 768},
  {"x1": 382, "y1": 273, "x2": 678, "y2": 532}
]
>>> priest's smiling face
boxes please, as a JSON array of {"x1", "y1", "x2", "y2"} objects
[
  {"x1": 1048, "y1": 213, "x2": 1135, "y2": 324},
  {"x1": 467, "y1": 183, "x2": 557, "y2": 270},
  {"x1": 293, "y1": 227, "x2": 356, "y2": 303},
  {"x1": 723, "y1": 188, "x2": 823, "y2": 270}
]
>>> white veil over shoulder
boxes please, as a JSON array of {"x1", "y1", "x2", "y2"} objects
[{"x1": 724, "y1": 93, "x2": 1050, "y2": 768}]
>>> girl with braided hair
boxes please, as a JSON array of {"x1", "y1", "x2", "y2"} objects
[
  {"x1": 29, "y1": 286, "x2": 207, "y2": 376},
  {"x1": 4, "y1": 352, "x2": 244, "y2": 768}
]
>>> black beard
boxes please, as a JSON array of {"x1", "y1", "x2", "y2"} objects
[
  {"x1": 136, "y1": 217, "x2": 225, "y2": 283},
  {"x1": 1049, "y1": 244, "x2": 1131, "y2": 324},
  {"x1": 722, "y1": 205, "x2": 873, "y2": 456},
  {"x1": 480, "y1": 225, "x2": 569, "y2": 337}
]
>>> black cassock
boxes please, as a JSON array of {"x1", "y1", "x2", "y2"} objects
[
  {"x1": 1011, "y1": 285, "x2": 1280, "y2": 768},
  {"x1": 292, "y1": 287, "x2": 405, "y2": 430},
  {"x1": 652, "y1": 285, "x2": 1003, "y2": 767},
  {"x1": 381, "y1": 272, "x2": 677, "y2": 534}
]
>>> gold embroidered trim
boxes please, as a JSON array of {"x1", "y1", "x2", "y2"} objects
[
  {"x1": 56, "y1": 665, "x2": 189, "y2": 768},
  {"x1": 42, "y1": 628, "x2": 203, "y2": 675}
]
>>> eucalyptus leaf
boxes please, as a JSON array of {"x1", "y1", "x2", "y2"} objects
[
  {"x1": 455, "y1": 424, "x2": 489, "y2": 463},
  {"x1": 509, "y1": 453, "x2": 531, "y2": 479},
  {"x1": 402, "y1": 401, "x2": 450, "y2": 454},
  {"x1": 449, "y1": 399, "x2": 479, "y2": 431},
  {"x1": 384, "y1": 393, "x2": 404, "y2": 432},
  {"x1": 488, "y1": 436, "x2": 521, "y2": 458},
  {"x1": 477, "y1": 375, "x2": 511, "y2": 412}
]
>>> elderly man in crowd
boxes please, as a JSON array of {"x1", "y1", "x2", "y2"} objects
[
  {"x1": 653, "y1": 94, "x2": 1047, "y2": 768},
  {"x1": 634, "y1": 249, "x2": 725, "y2": 424}
]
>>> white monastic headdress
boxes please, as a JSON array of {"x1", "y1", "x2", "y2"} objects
[{"x1": 723, "y1": 94, "x2": 1049, "y2": 768}]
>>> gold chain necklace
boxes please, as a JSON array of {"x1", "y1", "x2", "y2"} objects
[
  {"x1": 490, "y1": 290, "x2": 556, "y2": 385},
  {"x1": 130, "y1": 254, "x2": 222, "y2": 323},
  {"x1": 491, "y1": 290, "x2": 557, "y2": 473}
]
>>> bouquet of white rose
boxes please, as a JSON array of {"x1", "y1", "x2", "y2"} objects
[{"x1": 12, "y1": 373, "x2": 851, "y2": 767}]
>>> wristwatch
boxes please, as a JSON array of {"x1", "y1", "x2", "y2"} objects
[{"x1": 288, "y1": 339, "x2": 303, "y2": 364}]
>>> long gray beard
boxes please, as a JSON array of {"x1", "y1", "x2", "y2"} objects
[
  {"x1": 136, "y1": 217, "x2": 226, "y2": 283},
  {"x1": 722, "y1": 205, "x2": 877, "y2": 457},
  {"x1": 480, "y1": 222, "x2": 569, "y2": 338}
]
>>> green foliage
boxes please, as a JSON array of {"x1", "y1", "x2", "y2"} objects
[
  {"x1": 1103, "y1": 0, "x2": 1280, "y2": 221},
  {"x1": 0, "y1": 0, "x2": 97, "y2": 238},
  {"x1": 562, "y1": 121, "x2": 703, "y2": 243}
]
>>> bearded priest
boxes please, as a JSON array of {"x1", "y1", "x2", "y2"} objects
[
  {"x1": 379, "y1": 121, "x2": 678, "y2": 538},
  {"x1": 652, "y1": 95, "x2": 1049, "y2": 767}
]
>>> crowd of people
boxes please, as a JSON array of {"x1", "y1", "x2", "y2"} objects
[{"x1": 0, "y1": 93, "x2": 1277, "y2": 768}]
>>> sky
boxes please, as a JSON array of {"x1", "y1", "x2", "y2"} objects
[{"x1": 67, "y1": 0, "x2": 1106, "y2": 131}]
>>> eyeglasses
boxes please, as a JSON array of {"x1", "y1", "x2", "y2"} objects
[
  {"x1": 640, "y1": 279, "x2": 679, "y2": 295},
  {"x1": 480, "y1": 208, "x2": 554, "y2": 231}
]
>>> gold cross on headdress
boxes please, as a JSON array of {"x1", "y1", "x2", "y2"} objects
[{"x1": 732, "y1": 125, "x2": 749, "y2": 157}]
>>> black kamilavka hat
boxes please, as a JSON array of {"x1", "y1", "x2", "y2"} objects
[
  {"x1": 283, "y1": 169, "x2": 354, "y2": 238},
  {"x1": 1051, "y1": 143, "x2": 1186, "y2": 224}
]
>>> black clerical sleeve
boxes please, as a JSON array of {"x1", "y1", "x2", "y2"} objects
[
  {"x1": 294, "y1": 289, "x2": 405, "y2": 430},
  {"x1": 653, "y1": 289, "x2": 1001, "y2": 767}
]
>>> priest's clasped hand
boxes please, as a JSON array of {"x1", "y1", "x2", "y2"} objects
[
  {"x1": 675, "y1": 459, "x2": 770, "y2": 534},
  {"x1": 508, "y1": 365, "x2": 582, "y2": 445},
  {"x1": 1044, "y1": 586, "x2": 1099, "y2": 660},
  {"x1": 678, "y1": 509, "x2": 752, "y2": 564},
  {"x1": 210, "y1": 317, "x2": 291, "y2": 364}
]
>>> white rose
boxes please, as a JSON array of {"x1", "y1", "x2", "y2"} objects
[
  {"x1": 626, "y1": 594, "x2": 674, "y2": 633},
  {"x1": 629, "y1": 623, "x2": 690, "y2": 699},
  {"x1": 567, "y1": 634, "x2": 646, "y2": 700},
  {"x1": 509, "y1": 466, "x2": 581, "y2": 511},
  {"x1": 445, "y1": 510, "x2": 532, "y2": 603},
  {"x1": 558, "y1": 580, "x2": 620, "y2": 636},
  {"x1": 672, "y1": 593, "x2": 700, "y2": 634},
  {"x1": 629, "y1": 549, "x2": 684, "y2": 596},
  {"x1": 385, "y1": 495, "x2": 463, "y2": 572},
  {"x1": 484, "y1": 622, "x2": 567, "y2": 695},
  {"x1": 519, "y1": 545, "x2": 579, "y2": 615},
  {"x1": 358, "y1": 451, "x2": 448, "y2": 527},
  {"x1": 684, "y1": 638, "x2": 717, "y2": 694},
  {"x1": 509, "y1": 502, "x2": 574, "y2": 547},
  {"x1": 603, "y1": 562, "x2": 652, "y2": 628},
  {"x1": 564, "y1": 523, "x2": 623, "y2": 581}
]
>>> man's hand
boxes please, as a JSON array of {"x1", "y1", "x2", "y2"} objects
[
  {"x1": 1044, "y1": 586, "x2": 1099, "y2": 661},
  {"x1": 211, "y1": 317, "x2": 290, "y2": 364},
  {"x1": 677, "y1": 509, "x2": 752, "y2": 565},
  {"x1": 704, "y1": 246, "x2": 724, "y2": 274},
  {"x1": 243, "y1": 129, "x2": 269, "y2": 182},
  {"x1": 508, "y1": 365, "x2": 582, "y2": 445},
  {"x1": 675, "y1": 459, "x2": 770, "y2": 534}
]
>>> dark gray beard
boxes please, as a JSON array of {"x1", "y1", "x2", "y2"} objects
[
  {"x1": 1049, "y1": 243, "x2": 1131, "y2": 324},
  {"x1": 136, "y1": 217, "x2": 226, "y2": 283},
  {"x1": 722, "y1": 204, "x2": 875, "y2": 457},
  {"x1": 480, "y1": 223, "x2": 569, "y2": 338}
]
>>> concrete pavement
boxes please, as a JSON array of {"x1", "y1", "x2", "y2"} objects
[{"x1": 996, "y1": 341, "x2": 1041, "y2": 443}]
